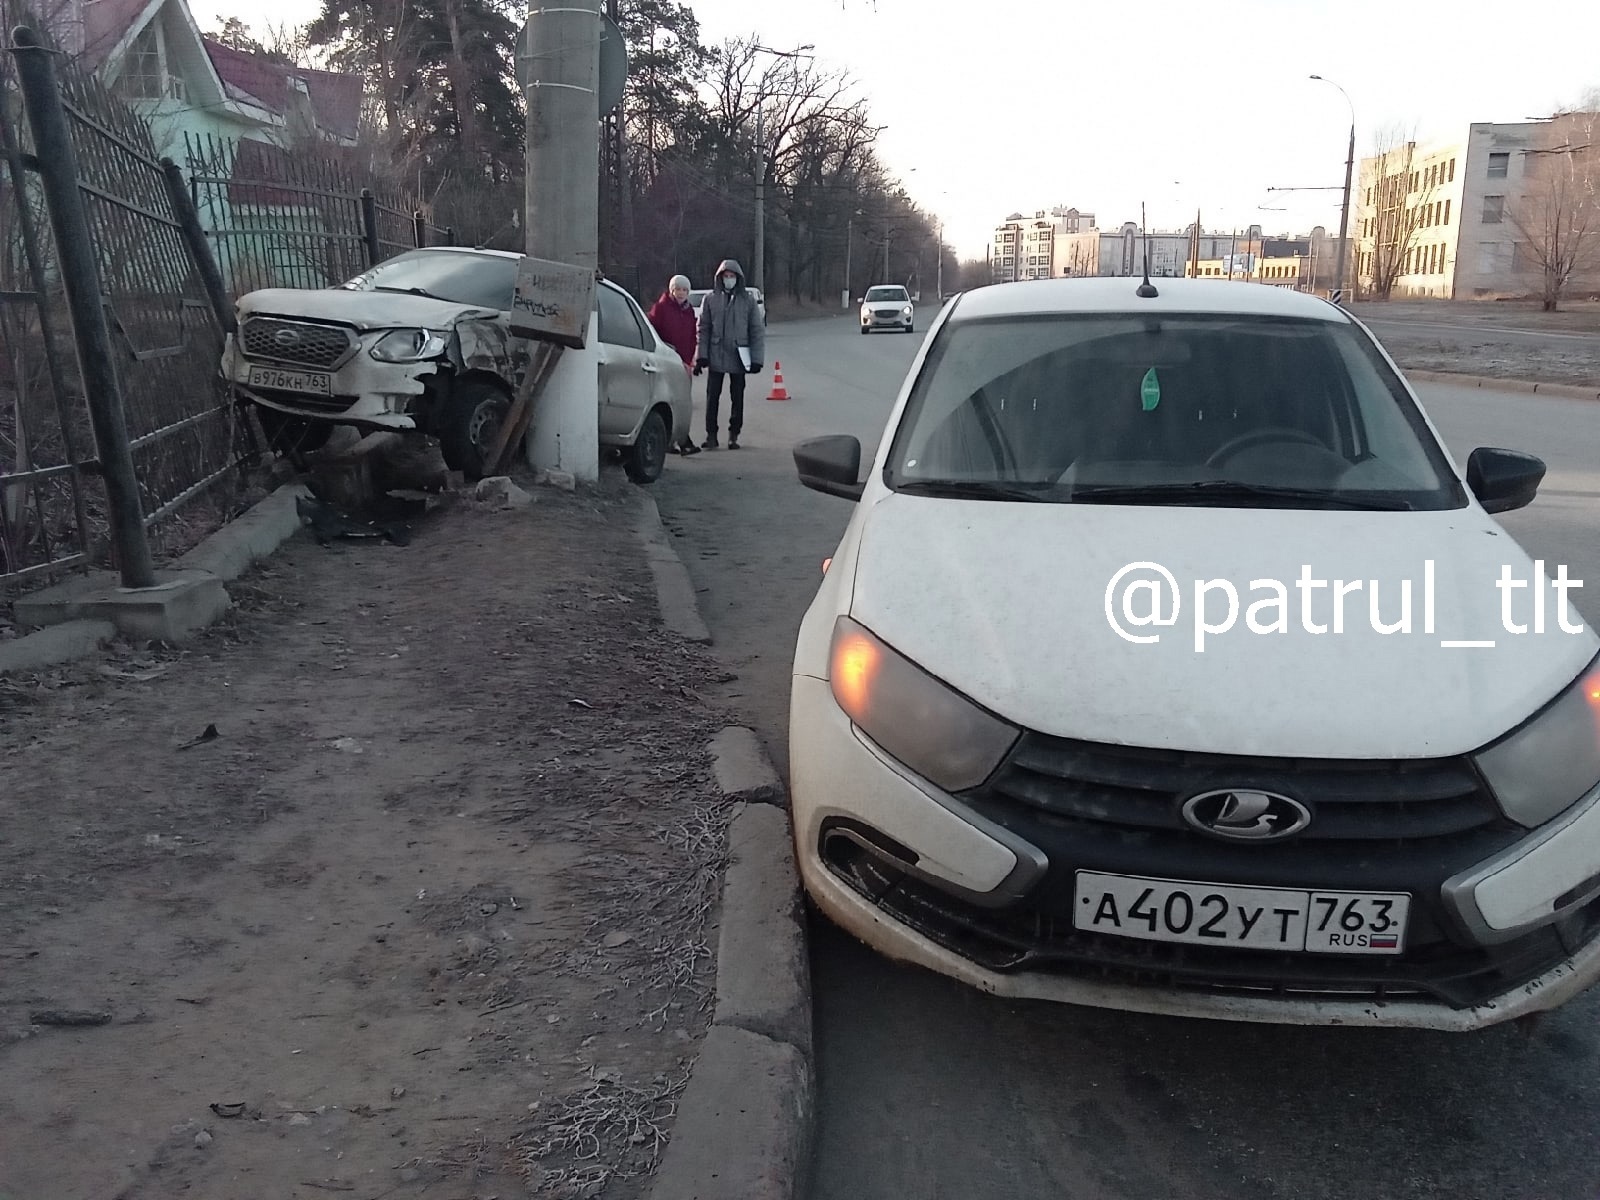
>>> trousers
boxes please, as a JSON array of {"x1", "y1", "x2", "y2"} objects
[{"x1": 705, "y1": 370, "x2": 745, "y2": 439}]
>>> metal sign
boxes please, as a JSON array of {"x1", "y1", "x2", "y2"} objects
[
  {"x1": 510, "y1": 257, "x2": 596, "y2": 348},
  {"x1": 515, "y1": 13, "x2": 628, "y2": 115}
]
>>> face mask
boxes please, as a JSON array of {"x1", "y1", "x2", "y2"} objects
[{"x1": 722, "y1": 276, "x2": 736, "y2": 290}]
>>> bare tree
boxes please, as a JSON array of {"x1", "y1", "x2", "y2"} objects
[
  {"x1": 1359, "y1": 123, "x2": 1437, "y2": 300},
  {"x1": 1508, "y1": 94, "x2": 1600, "y2": 311}
]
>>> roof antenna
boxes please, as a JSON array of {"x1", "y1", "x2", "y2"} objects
[{"x1": 1136, "y1": 202, "x2": 1159, "y2": 298}]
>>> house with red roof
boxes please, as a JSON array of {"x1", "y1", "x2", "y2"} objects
[
  {"x1": 35, "y1": 0, "x2": 372, "y2": 292},
  {"x1": 53, "y1": 0, "x2": 361, "y2": 157}
]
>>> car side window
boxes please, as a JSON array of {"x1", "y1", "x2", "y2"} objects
[
  {"x1": 624, "y1": 293, "x2": 660, "y2": 350},
  {"x1": 597, "y1": 286, "x2": 646, "y2": 349}
]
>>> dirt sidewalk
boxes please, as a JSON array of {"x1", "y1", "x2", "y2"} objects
[{"x1": 0, "y1": 472, "x2": 737, "y2": 1200}]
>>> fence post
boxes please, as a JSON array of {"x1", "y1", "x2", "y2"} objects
[
  {"x1": 445, "y1": 227, "x2": 454, "y2": 246},
  {"x1": 413, "y1": 210, "x2": 427, "y2": 249},
  {"x1": 160, "y1": 157, "x2": 234, "y2": 335},
  {"x1": 359, "y1": 188, "x2": 380, "y2": 266},
  {"x1": 9, "y1": 25, "x2": 155, "y2": 589}
]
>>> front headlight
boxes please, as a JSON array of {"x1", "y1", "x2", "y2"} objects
[
  {"x1": 1473, "y1": 653, "x2": 1600, "y2": 827},
  {"x1": 902, "y1": 305, "x2": 913, "y2": 316},
  {"x1": 828, "y1": 615, "x2": 1018, "y2": 792},
  {"x1": 370, "y1": 329, "x2": 447, "y2": 362}
]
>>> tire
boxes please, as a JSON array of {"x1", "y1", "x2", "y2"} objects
[
  {"x1": 624, "y1": 408, "x2": 669, "y2": 485},
  {"x1": 254, "y1": 404, "x2": 333, "y2": 455},
  {"x1": 860, "y1": 326, "x2": 869, "y2": 336},
  {"x1": 439, "y1": 379, "x2": 511, "y2": 481}
]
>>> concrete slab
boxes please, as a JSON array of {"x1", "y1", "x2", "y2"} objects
[
  {"x1": 14, "y1": 569, "x2": 229, "y2": 643},
  {"x1": 175, "y1": 483, "x2": 311, "y2": 583},
  {"x1": 714, "y1": 804, "x2": 811, "y2": 1062},
  {"x1": 646, "y1": 1025, "x2": 811, "y2": 1200},
  {"x1": 0, "y1": 620, "x2": 118, "y2": 675},
  {"x1": 710, "y1": 725, "x2": 781, "y2": 803}
]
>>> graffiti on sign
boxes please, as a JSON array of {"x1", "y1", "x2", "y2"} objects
[{"x1": 510, "y1": 257, "x2": 595, "y2": 348}]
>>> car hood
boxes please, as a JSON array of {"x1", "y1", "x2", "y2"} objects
[
  {"x1": 845, "y1": 493, "x2": 1598, "y2": 759},
  {"x1": 237, "y1": 288, "x2": 502, "y2": 330}
]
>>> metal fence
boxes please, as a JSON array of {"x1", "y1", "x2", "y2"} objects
[
  {"x1": 0, "y1": 74, "x2": 91, "y2": 590},
  {"x1": 0, "y1": 32, "x2": 453, "y2": 597},
  {"x1": 185, "y1": 132, "x2": 453, "y2": 298}
]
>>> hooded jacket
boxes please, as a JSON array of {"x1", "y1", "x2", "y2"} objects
[{"x1": 696, "y1": 258, "x2": 766, "y2": 376}]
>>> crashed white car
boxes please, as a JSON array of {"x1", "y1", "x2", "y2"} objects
[{"x1": 220, "y1": 247, "x2": 691, "y2": 483}]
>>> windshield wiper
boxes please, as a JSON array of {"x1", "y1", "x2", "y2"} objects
[
  {"x1": 893, "y1": 479, "x2": 1057, "y2": 502},
  {"x1": 373, "y1": 285, "x2": 438, "y2": 299},
  {"x1": 1065, "y1": 480, "x2": 1414, "y2": 510}
]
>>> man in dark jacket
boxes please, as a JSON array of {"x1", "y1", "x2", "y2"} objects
[
  {"x1": 646, "y1": 274, "x2": 701, "y2": 455},
  {"x1": 695, "y1": 258, "x2": 765, "y2": 449}
]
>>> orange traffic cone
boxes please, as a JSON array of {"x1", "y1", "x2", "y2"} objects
[{"x1": 767, "y1": 360, "x2": 790, "y2": 401}]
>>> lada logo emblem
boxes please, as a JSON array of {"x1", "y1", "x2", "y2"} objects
[{"x1": 1181, "y1": 789, "x2": 1312, "y2": 841}]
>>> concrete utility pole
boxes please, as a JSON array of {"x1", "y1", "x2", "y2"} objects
[
  {"x1": 751, "y1": 42, "x2": 813, "y2": 293},
  {"x1": 1312, "y1": 74, "x2": 1356, "y2": 305},
  {"x1": 523, "y1": 0, "x2": 602, "y2": 482},
  {"x1": 526, "y1": 0, "x2": 600, "y2": 268}
]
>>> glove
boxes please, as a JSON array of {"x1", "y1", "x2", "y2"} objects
[
  {"x1": 748, "y1": 363, "x2": 763, "y2": 375},
  {"x1": 695, "y1": 357, "x2": 709, "y2": 370},
  {"x1": 693, "y1": 366, "x2": 703, "y2": 377}
]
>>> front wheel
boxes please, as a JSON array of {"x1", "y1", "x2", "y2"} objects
[
  {"x1": 860, "y1": 326, "x2": 869, "y2": 336},
  {"x1": 439, "y1": 380, "x2": 511, "y2": 481},
  {"x1": 624, "y1": 408, "x2": 669, "y2": 485}
]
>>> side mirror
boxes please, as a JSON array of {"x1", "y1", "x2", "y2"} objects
[
  {"x1": 1467, "y1": 447, "x2": 1545, "y2": 514},
  {"x1": 795, "y1": 435, "x2": 865, "y2": 501}
]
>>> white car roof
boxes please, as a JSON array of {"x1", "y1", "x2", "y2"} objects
[{"x1": 949, "y1": 277, "x2": 1351, "y2": 323}]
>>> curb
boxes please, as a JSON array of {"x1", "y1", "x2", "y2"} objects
[
  {"x1": 0, "y1": 481, "x2": 310, "y2": 678},
  {"x1": 632, "y1": 498, "x2": 814, "y2": 1200},
  {"x1": 633, "y1": 493, "x2": 712, "y2": 644},
  {"x1": 1402, "y1": 368, "x2": 1600, "y2": 400}
]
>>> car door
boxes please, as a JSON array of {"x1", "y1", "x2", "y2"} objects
[{"x1": 594, "y1": 282, "x2": 654, "y2": 437}]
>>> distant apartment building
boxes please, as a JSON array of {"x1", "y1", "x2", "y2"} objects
[
  {"x1": 991, "y1": 206, "x2": 1095, "y2": 282},
  {"x1": 1354, "y1": 115, "x2": 1600, "y2": 300},
  {"x1": 991, "y1": 208, "x2": 1353, "y2": 289}
]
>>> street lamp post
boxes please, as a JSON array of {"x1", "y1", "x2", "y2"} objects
[
  {"x1": 752, "y1": 43, "x2": 813, "y2": 294},
  {"x1": 1311, "y1": 74, "x2": 1356, "y2": 305}
]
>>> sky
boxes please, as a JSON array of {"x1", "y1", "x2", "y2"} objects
[{"x1": 191, "y1": 0, "x2": 1600, "y2": 261}]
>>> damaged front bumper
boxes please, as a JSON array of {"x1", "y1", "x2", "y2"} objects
[{"x1": 219, "y1": 315, "x2": 523, "y2": 434}]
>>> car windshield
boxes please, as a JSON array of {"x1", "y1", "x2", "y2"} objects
[
  {"x1": 866, "y1": 287, "x2": 908, "y2": 303},
  {"x1": 689, "y1": 290, "x2": 708, "y2": 306},
  {"x1": 338, "y1": 250, "x2": 519, "y2": 311},
  {"x1": 883, "y1": 312, "x2": 1466, "y2": 511}
]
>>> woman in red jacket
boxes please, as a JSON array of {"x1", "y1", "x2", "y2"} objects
[{"x1": 647, "y1": 274, "x2": 702, "y2": 455}]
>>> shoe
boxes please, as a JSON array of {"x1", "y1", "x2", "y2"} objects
[
  {"x1": 729, "y1": 438, "x2": 740, "y2": 449},
  {"x1": 704, "y1": 435, "x2": 718, "y2": 449},
  {"x1": 678, "y1": 441, "x2": 701, "y2": 456}
]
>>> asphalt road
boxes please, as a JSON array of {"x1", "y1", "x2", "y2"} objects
[{"x1": 652, "y1": 308, "x2": 1600, "y2": 1200}]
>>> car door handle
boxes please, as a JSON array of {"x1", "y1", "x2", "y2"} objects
[{"x1": 641, "y1": 363, "x2": 660, "y2": 373}]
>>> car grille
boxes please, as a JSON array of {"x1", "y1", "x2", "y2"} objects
[
  {"x1": 240, "y1": 317, "x2": 353, "y2": 369},
  {"x1": 822, "y1": 833, "x2": 1600, "y2": 1010},
  {"x1": 974, "y1": 732, "x2": 1508, "y2": 844}
]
